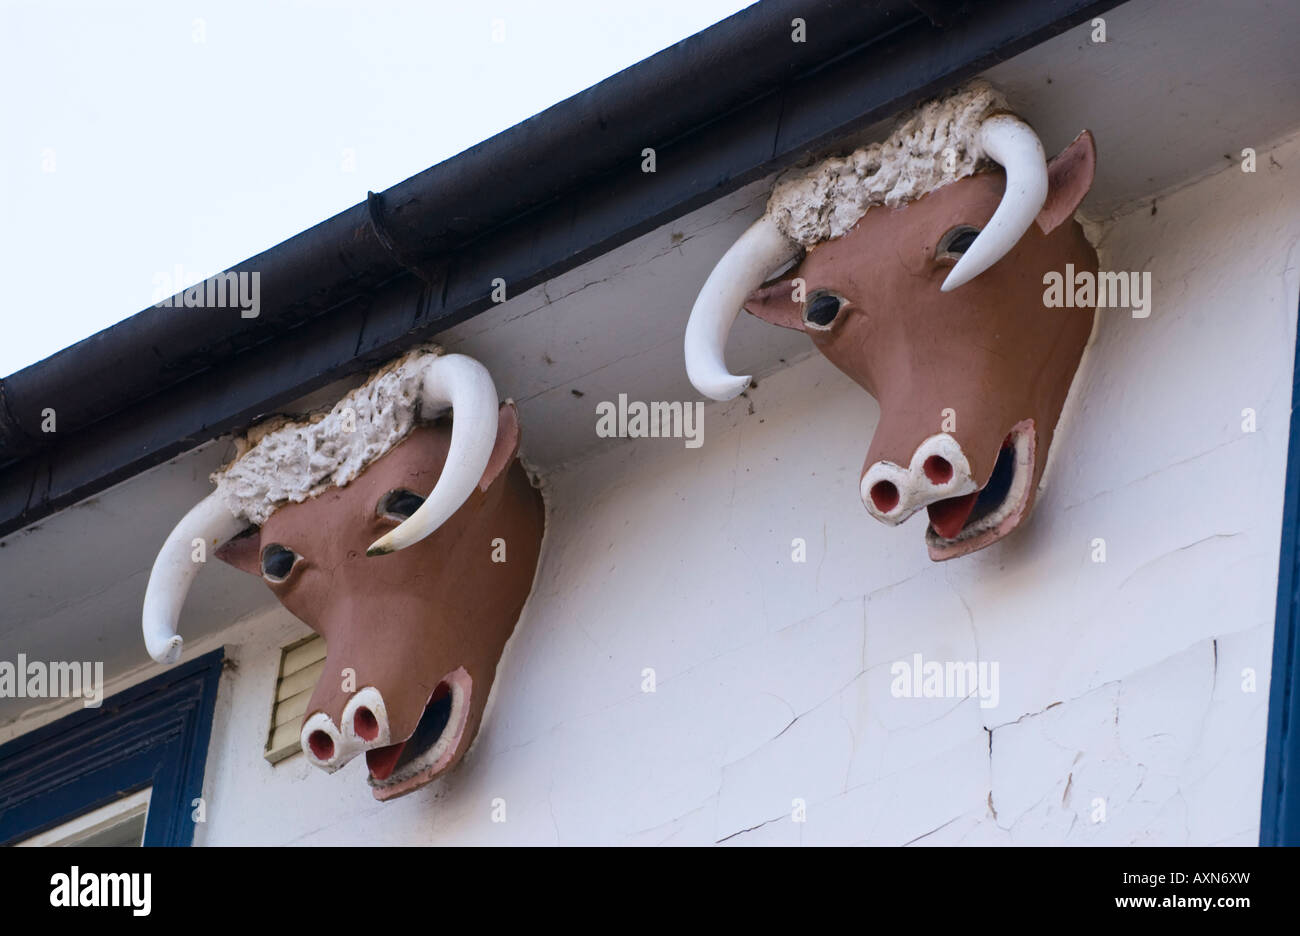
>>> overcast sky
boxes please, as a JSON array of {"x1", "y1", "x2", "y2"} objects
[{"x1": 0, "y1": 0, "x2": 751, "y2": 376}]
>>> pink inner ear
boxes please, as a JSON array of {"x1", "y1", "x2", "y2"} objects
[
  {"x1": 215, "y1": 528, "x2": 262, "y2": 576},
  {"x1": 744, "y1": 275, "x2": 806, "y2": 332},
  {"x1": 479, "y1": 402, "x2": 521, "y2": 492},
  {"x1": 1036, "y1": 130, "x2": 1096, "y2": 235}
]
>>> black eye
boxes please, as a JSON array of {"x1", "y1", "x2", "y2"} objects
[
  {"x1": 803, "y1": 292, "x2": 846, "y2": 329},
  {"x1": 937, "y1": 225, "x2": 980, "y2": 260},
  {"x1": 261, "y1": 544, "x2": 299, "y2": 582},
  {"x1": 378, "y1": 489, "x2": 426, "y2": 520}
]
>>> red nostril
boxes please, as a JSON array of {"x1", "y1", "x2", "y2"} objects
[
  {"x1": 308, "y1": 730, "x2": 334, "y2": 761},
  {"x1": 353, "y1": 707, "x2": 379, "y2": 741},
  {"x1": 870, "y1": 480, "x2": 900, "y2": 513},
  {"x1": 923, "y1": 455, "x2": 954, "y2": 485}
]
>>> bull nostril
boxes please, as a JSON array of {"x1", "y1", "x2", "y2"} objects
[
  {"x1": 308, "y1": 730, "x2": 335, "y2": 761},
  {"x1": 923, "y1": 455, "x2": 954, "y2": 485},
  {"x1": 353, "y1": 706, "x2": 379, "y2": 741},
  {"x1": 869, "y1": 480, "x2": 900, "y2": 513}
]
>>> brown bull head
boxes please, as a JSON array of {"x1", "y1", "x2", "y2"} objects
[
  {"x1": 142, "y1": 352, "x2": 545, "y2": 799},
  {"x1": 685, "y1": 91, "x2": 1098, "y2": 560}
]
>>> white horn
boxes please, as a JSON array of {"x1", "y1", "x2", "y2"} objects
[
  {"x1": 941, "y1": 114, "x2": 1049, "y2": 292},
  {"x1": 143, "y1": 493, "x2": 246, "y2": 664},
  {"x1": 366, "y1": 353, "x2": 499, "y2": 556},
  {"x1": 685, "y1": 215, "x2": 799, "y2": 401}
]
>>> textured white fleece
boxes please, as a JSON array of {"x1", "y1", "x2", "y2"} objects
[
  {"x1": 212, "y1": 346, "x2": 441, "y2": 525},
  {"x1": 765, "y1": 81, "x2": 1010, "y2": 247}
]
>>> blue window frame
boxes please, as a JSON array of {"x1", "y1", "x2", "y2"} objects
[
  {"x1": 0, "y1": 649, "x2": 222, "y2": 846},
  {"x1": 1263, "y1": 309, "x2": 1300, "y2": 846}
]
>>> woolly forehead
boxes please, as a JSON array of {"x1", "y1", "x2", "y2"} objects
[
  {"x1": 211, "y1": 348, "x2": 442, "y2": 526},
  {"x1": 764, "y1": 82, "x2": 1009, "y2": 248}
]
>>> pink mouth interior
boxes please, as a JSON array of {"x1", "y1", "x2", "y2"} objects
[
  {"x1": 365, "y1": 741, "x2": 405, "y2": 782},
  {"x1": 926, "y1": 490, "x2": 979, "y2": 539},
  {"x1": 925, "y1": 433, "x2": 1016, "y2": 540},
  {"x1": 365, "y1": 681, "x2": 451, "y2": 782}
]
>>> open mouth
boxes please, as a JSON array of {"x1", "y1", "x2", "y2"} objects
[
  {"x1": 924, "y1": 420, "x2": 1036, "y2": 560},
  {"x1": 365, "y1": 667, "x2": 473, "y2": 800}
]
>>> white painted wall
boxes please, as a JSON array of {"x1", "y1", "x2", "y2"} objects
[
  {"x1": 176, "y1": 128, "x2": 1300, "y2": 846},
  {"x1": 12, "y1": 127, "x2": 1296, "y2": 845}
]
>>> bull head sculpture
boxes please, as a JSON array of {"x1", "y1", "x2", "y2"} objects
[
  {"x1": 142, "y1": 349, "x2": 545, "y2": 799},
  {"x1": 685, "y1": 83, "x2": 1098, "y2": 560}
]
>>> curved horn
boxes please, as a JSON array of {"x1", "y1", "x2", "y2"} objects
[
  {"x1": 366, "y1": 353, "x2": 500, "y2": 556},
  {"x1": 941, "y1": 114, "x2": 1049, "y2": 292},
  {"x1": 143, "y1": 493, "x2": 246, "y2": 664},
  {"x1": 685, "y1": 215, "x2": 799, "y2": 401}
]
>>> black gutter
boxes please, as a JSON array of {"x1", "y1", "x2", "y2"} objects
[
  {"x1": 0, "y1": 0, "x2": 1126, "y2": 538},
  {"x1": 0, "y1": 0, "x2": 910, "y2": 461}
]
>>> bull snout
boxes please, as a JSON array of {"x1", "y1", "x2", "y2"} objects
[
  {"x1": 300, "y1": 686, "x2": 392, "y2": 772},
  {"x1": 860, "y1": 433, "x2": 978, "y2": 525}
]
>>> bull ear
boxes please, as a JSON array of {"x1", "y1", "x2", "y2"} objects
[
  {"x1": 479, "y1": 401, "x2": 521, "y2": 492},
  {"x1": 215, "y1": 527, "x2": 262, "y2": 576},
  {"x1": 1036, "y1": 130, "x2": 1096, "y2": 235},
  {"x1": 743, "y1": 272, "x2": 805, "y2": 332}
]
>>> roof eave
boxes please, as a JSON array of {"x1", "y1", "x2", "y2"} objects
[{"x1": 0, "y1": 0, "x2": 1127, "y2": 538}]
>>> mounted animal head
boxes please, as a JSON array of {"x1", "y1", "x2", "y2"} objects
[
  {"x1": 684, "y1": 82, "x2": 1099, "y2": 559},
  {"x1": 142, "y1": 349, "x2": 544, "y2": 799}
]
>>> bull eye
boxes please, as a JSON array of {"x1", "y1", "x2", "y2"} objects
[
  {"x1": 378, "y1": 489, "x2": 426, "y2": 520},
  {"x1": 261, "y1": 544, "x2": 299, "y2": 583},
  {"x1": 937, "y1": 225, "x2": 980, "y2": 261},
  {"x1": 803, "y1": 292, "x2": 846, "y2": 330}
]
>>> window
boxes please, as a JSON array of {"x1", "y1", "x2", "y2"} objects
[
  {"x1": 16, "y1": 788, "x2": 151, "y2": 847},
  {"x1": 0, "y1": 650, "x2": 222, "y2": 847},
  {"x1": 265, "y1": 635, "x2": 325, "y2": 763}
]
